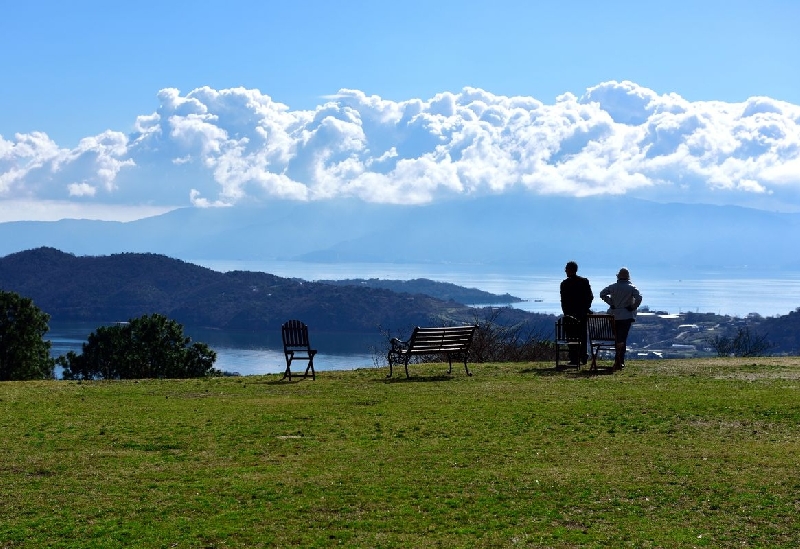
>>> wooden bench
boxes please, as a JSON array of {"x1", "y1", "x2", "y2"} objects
[
  {"x1": 587, "y1": 314, "x2": 616, "y2": 371},
  {"x1": 554, "y1": 315, "x2": 583, "y2": 368},
  {"x1": 281, "y1": 320, "x2": 317, "y2": 381},
  {"x1": 387, "y1": 325, "x2": 478, "y2": 378}
]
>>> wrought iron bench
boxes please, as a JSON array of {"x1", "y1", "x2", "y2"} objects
[
  {"x1": 281, "y1": 320, "x2": 317, "y2": 381},
  {"x1": 587, "y1": 314, "x2": 616, "y2": 371},
  {"x1": 387, "y1": 325, "x2": 478, "y2": 378}
]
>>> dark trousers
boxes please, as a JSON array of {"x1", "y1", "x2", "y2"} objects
[
  {"x1": 615, "y1": 319, "x2": 633, "y2": 345},
  {"x1": 565, "y1": 314, "x2": 588, "y2": 364},
  {"x1": 615, "y1": 318, "x2": 634, "y2": 364}
]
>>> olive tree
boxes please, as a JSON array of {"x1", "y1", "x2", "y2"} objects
[
  {"x1": 58, "y1": 313, "x2": 218, "y2": 380},
  {"x1": 0, "y1": 290, "x2": 55, "y2": 380}
]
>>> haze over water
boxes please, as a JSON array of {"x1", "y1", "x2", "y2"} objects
[{"x1": 194, "y1": 260, "x2": 800, "y2": 319}]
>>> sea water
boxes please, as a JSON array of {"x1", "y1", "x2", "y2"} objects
[{"x1": 192, "y1": 260, "x2": 800, "y2": 318}]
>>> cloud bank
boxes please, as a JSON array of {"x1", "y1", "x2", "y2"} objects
[{"x1": 2, "y1": 80, "x2": 800, "y2": 221}]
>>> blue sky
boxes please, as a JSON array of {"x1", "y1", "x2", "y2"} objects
[{"x1": 2, "y1": 0, "x2": 800, "y2": 221}]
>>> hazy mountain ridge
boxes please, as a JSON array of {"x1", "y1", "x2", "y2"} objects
[{"x1": 2, "y1": 196, "x2": 799, "y2": 270}]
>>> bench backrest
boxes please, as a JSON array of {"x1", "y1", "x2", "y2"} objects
[
  {"x1": 282, "y1": 319, "x2": 312, "y2": 349},
  {"x1": 408, "y1": 325, "x2": 477, "y2": 353},
  {"x1": 587, "y1": 314, "x2": 616, "y2": 343}
]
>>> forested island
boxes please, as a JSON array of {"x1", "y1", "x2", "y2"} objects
[{"x1": 317, "y1": 278, "x2": 523, "y2": 306}]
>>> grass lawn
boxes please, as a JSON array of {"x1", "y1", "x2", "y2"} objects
[{"x1": 2, "y1": 358, "x2": 800, "y2": 548}]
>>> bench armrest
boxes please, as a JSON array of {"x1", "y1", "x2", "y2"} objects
[{"x1": 389, "y1": 337, "x2": 409, "y2": 352}]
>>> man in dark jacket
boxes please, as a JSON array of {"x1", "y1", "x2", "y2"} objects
[{"x1": 560, "y1": 261, "x2": 594, "y2": 365}]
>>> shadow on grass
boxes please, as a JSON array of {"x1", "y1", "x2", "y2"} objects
[
  {"x1": 377, "y1": 375, "x2": 455, "y2": 383},
  {"x1": 520, "y1": 364, "x2": 617, "y2": 377},
  {"x1": 519, "y1": 365, "x2": 569, "y2": 377},
  {"x1": 260, "y1": 377, "x2": 316, "y2": 385}
]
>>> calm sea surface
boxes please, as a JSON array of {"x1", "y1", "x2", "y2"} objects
[
  {"x1": 48, "y1": 260, "x2": 800, "y2": 377},
  {"x1": 194, "y1": 260, "x2": 800, "y2": 318}
]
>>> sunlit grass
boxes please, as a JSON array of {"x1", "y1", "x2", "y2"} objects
[{"x1": 2, "y1": 357, "x2": 800, "y2": 547}]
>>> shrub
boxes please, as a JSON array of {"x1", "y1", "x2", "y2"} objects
[
  {"x1": 58, "y1": 313, "x2": 218, "y2": 380},
  {"x1": 0, "y1": 290, "x2": 55, "y2": 380}
]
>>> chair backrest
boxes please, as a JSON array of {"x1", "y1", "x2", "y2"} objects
[
  {"x1": 282, "y1": 319, "x2": 310, "y2": 348},
  {"x1": 555, "y1": 315, "x2": 582, "y2": 342},
  {"x1": 587, "y1": 314, "x2": 616, "y2": 342}
]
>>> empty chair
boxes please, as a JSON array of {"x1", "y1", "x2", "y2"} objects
[{"x1": 281, "y1": 320, "x2": 317, "y2": 381}]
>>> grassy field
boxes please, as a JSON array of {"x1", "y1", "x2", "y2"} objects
[{"x1": 2, "y1": 358, "x2": 800, "y2": 548}]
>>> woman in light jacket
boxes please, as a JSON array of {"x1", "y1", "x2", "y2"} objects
[{"x1": 600, "y1": 268, "x2": 643, "y2": 370}]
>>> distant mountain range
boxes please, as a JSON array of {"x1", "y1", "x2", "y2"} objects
[{"x1": 2, "y1": 195, "x2": 800, "y2": 271}]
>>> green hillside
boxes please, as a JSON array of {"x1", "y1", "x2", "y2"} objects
[
  {"x1": 0, "y1": 247, "x2": 549, "y2": 335},
  {"x1": 2, "y1": 358, "x2": 800, "y2": 547}
]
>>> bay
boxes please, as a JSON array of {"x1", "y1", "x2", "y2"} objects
[{"x1": 193, "y1": 259, "x2": 800, "y2": 318}]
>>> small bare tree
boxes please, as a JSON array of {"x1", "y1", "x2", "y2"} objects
[
  {"x1": 468, "y1": 308, "x2": 551, "y2": 363},
  {"x1": 708, "y1": 327, "x2": 772, "y2": 357}
]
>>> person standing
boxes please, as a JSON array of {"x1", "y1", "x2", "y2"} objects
[
  {"x1": 600, "y1": 267, "x2": 643, "y2": 370},
  {"x1": 560, "y1": 261, "x2": 594, "y2": 366}
]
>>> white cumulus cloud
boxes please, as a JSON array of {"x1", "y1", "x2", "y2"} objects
[{"x1": 2, "y1": 80, "x2": 800, "y2": 221}]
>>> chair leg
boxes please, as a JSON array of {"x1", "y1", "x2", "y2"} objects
[{"x1": 282, "y1": 357, "x2": 292, "y2": 381}]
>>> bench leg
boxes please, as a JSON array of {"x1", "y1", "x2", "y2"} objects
[{"x1": 463, "y1": 358, "x2": 472, "y2": 377}]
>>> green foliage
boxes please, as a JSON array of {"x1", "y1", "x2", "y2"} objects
[
  {"x1": 0, "y1": 290, "x2": 55, "y2": 380},
  {"x1": 57, "y1": 313, "x2": 217, "y2": 379}
]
